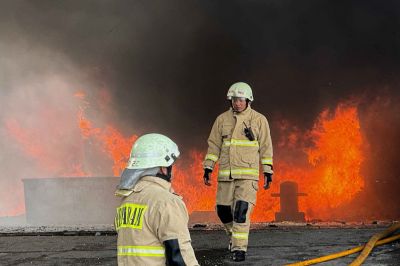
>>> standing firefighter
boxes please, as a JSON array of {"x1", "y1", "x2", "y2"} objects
[
  {"x1": 115, "y1": 133, "x2": 199, "y2": 266},
  {"x1": 203, "y1": 82, "x2": 273, "y2": 262}
]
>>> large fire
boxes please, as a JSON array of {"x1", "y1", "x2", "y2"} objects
[
  {"x1": 172, "y1": 103, "x2": 364, "y2": 222},
  {"x1": 3, "y1": 91, "x2": 365, "y2": 222}
]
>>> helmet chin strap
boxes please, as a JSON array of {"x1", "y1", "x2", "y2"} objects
[{"x1": 156, "y1": 166, "x2": 173, "y2": 182}]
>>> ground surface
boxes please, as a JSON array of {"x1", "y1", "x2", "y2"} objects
[{"x1": 0, "y1": 224, "x2": 399, "y2": 265}]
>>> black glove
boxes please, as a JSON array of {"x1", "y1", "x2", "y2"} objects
[
  {"x1": 263, "y1": 173, "x2": 272, "y2": 190},
  {"x1": 203, "y1": 168, "x2": 212, "y2": 186}
]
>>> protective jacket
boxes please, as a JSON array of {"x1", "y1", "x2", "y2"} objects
[
  {"x1": 115, "y1": 176, "x2": 199, "y2": 266},
  {"x1": 203, "y1": 106, "x2": 273, "y2": 181}
]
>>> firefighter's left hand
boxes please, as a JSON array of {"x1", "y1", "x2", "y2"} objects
[{"x1": 263, "y1": 173, "x2": 272, "y2": 190}]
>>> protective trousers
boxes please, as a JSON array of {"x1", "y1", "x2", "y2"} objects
[{"x1": 216, "y1": 179, "x2": 258, "y2": 252}]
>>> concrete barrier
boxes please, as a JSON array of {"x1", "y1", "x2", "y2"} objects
[{"x1": 23, "y1": 177, "x2": 120, "y2": 225}]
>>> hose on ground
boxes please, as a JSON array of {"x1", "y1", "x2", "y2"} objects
[
  {"x1": 286, "y1": 222, "x2": 400, "y2": 266},
  {"x1": 349, "y1": 222, "x2": 400, "y2": 266}
]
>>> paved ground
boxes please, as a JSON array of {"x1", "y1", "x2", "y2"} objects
[{"x1": 0, "y1": 225, "x2": 399, "y2": 265}]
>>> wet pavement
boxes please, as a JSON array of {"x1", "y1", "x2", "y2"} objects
[{"x1": 0, "y1": 224, "x2": 399, "y2": 265}]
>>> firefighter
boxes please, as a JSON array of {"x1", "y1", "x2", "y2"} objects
[
  {"x1": 202, "y1": 82, "x2": 273, "y2": 262},
  {"x1": 115, "y1": 133, "x2": 199, "y2": 266}
]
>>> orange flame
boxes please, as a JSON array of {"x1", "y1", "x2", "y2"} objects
[
  {"x1": 4, "y1": 90, "x2": 365, "y2": 221},
  {"x1": 306, "y1": 104, "x2": 364, "y2": 210},
  {"x1": 174, "y1": 103, "x2": 364, "y2": 222},
  {"x1": 173, "y1": 151, "x2": 217, "y2": 214},
  {"x1": 76, "y1": 92, "x2": 137, "y2": 176},
  {"x1": 257, "y1": 103, "x2": 365, "y2": 221}
]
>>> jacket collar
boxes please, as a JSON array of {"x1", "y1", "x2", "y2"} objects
[
  {"x1": 133, "y1": 175, "x2": 172, "y2": 192},
  {"x1": 231, "y1": 105, "x2": 252, "y2": 117}
]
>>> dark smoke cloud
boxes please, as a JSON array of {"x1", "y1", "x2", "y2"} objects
[
  {"x1": 1, "y1": 0, "x2": 400, "y2": 219},
  {"x1": 2, "y1": 0, "x2": 400, "y2": 143}
]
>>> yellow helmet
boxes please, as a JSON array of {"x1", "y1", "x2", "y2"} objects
[{"x1": 227, "y1": 82, "x2": 253, "y2": 102}]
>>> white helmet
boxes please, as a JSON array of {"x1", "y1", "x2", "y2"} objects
[
  {"x1": 126, "y1": 133, "x2": 180, "y2": 169},
  {"x1": 227, "y1": 82, "x2": 254, "y2": 102}
]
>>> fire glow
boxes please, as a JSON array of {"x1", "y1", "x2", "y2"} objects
[
  {"x1": 172, "y1": 103, "x2": 364, "y2": 222},
  {"x1": 4, "y1": 91, "x2": 364, "y2": 221}
]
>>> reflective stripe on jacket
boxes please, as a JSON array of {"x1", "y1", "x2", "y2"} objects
[
  {"x1": 115, "y1": 176, "x2": 199, "y2": 266},
  {"x1": 203, "y1": 106, "x2": 273, "y2": 181}
]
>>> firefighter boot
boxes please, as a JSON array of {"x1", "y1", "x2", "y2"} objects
[{"x1": 232, "y1": 250, "x2": 246, "y2": 262}]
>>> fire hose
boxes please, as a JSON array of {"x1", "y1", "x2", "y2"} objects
[{"x1": 286, "y1": 222, "x2": 400, "y2": 266}]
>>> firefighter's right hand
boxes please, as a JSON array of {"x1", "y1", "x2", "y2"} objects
[{"x1": 203, "y1": 168, "x2": 212, "y2": 186}]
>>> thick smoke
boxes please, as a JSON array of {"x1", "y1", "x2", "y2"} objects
[
  {"x1": 0, "y1": 1, "x2": 128, "y2": 218},
  {"x1": 0, "y1": 36, "x2": 113, "y2": 218},
  {"x1": 3, "y1": 0, "x2": 400, "y2": 143},
  {"x1": 1, "y1": 0, "x2": 400, "y2": 221}
]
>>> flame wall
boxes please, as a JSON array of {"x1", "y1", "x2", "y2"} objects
[{"x1": 4, "y1": 90, "x2": 400, "y2": 222}]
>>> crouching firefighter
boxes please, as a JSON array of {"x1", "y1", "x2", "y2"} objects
[
  {"x1": 202, "y1": 82, "x2": 274, "y2": 262},
  {"x1": 115, "y1": 133, "x2": 199, "y2": 266}
]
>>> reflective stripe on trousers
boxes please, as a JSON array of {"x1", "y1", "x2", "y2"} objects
[
  {"x1": 232, "y1": 232, "x2": 249, "y2": 239},
  {"x1": 117, "y1": 245, "x2": 165, "y2": 257}
]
